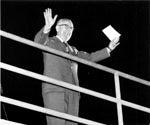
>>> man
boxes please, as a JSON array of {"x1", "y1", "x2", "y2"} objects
[{"x1": 34, "y1": 8, "x2": 120, "y2": 125}]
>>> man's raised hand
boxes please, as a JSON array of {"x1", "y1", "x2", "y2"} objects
[
  {"x1": 43, "y1": 8, "x2": 58, "y2": 33},
  {"x1": 108, "y1": 37, "x2": 120, "y2": 51}
]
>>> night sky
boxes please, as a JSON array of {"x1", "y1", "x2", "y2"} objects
[{"x1": 1, "y1": 0, "x2": 150, "y2": 125}]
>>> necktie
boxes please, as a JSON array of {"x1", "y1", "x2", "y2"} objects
[
  {"x1": 64, "y1": 43, "x2": 79, "y2": 85},
  {"x1": 64, "y1": 43, "x2": 69, "y2": 53}
]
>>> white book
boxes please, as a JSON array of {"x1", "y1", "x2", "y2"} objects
[{"x1": 102, "y1": 25, "x2": 121, "y2": 41}]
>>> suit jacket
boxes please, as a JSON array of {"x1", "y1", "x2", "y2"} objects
[{"x1": 34, "y1": 27, "x2": 110, "y2": 93}]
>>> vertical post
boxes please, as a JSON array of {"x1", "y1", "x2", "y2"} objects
[
  {"x1": 114, "y1": 72, "x2": 124, "y2": 125},
  {"x1": 0, "y1": 82, "x2": 1, "y2": 119}
]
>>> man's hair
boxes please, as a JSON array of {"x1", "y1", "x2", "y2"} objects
[{"x1": 56, "y1": 19, "x2": 74, "y2": 28}]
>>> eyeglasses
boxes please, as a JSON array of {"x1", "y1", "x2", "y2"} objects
[{"x1": 57, "y1": 24, "x2": 74, "y2": 30}]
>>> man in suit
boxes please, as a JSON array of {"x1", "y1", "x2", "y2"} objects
[{"x1": 34, "y1": 8, "x2": 120, "y2": 125}]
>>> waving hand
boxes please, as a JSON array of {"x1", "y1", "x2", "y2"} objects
[{"x1": 43, "y1": 8, "x2": 58, "y2": 33}]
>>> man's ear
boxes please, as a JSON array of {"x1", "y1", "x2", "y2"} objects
[{"x1": 56, "y1": 25, "x2": 59, "y2": 32}]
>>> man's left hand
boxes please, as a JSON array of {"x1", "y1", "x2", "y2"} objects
[{"x1": 108, "y1": 37, "x2": 120, "y2": 51}]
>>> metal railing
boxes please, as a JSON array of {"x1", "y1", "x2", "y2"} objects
[{"x1": 0, "y1": 30, "x2": 150, "y2": 125}]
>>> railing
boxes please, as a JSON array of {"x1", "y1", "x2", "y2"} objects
[{"x1": 0, "y1": 30, "x2": 150, "y2": 125}]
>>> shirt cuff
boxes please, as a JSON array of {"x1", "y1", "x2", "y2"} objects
[
  {"x1": 43, "y1": 26, "x2": 50, "y2": 34},
  {"x1": 107, "y1": 47, "x2": 111, "y2": 55}
]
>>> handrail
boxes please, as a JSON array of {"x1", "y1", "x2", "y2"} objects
[
  {"x1": 1, "y1": 62, "x2": 150, "y2": 114},
  {"x1": 1, "y1": 30, "x2": 150, "y2": 125},
  {"x1": 0, "y1": 96, "x2": 106, "y2": 125},
  {"x1": 0, "y1": 62, "x2": 117, "y2": 103},
  {"x1": 0, "y1": 119, "x2": 25, "y2": 125},
  {"x1": 0, "y1": 30, "x2": 149, "y2": 86}
]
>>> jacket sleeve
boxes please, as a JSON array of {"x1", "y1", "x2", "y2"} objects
[
  {"x1": 76, "y1": 47, "x2": 110, "y2": 62},
  {"x1": 34, "y1": 26, "x2": 49, "y2": 45}
]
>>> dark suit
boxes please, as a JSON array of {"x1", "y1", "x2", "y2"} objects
[{"x1": 34, "y1": 27, "x2": 110, "y2": 125}]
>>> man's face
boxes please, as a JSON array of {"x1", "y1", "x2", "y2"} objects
[{"x1": 57, "y1": 24, "x2": 74, "y2": 42}]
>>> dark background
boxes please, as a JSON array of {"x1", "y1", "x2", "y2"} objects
[{"x1": 1, "y1": 0, "x2": 150, "y2": 125}]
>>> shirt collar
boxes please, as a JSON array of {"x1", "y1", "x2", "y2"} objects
[{"x1": 56, "y1": 35, "x2": 64, "y2": 43}]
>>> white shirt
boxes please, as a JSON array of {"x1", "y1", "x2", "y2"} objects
[{"x1": 56, "y1": 35, "x2": 64, "y2": 43}]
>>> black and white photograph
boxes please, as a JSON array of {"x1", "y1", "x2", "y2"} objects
[{"x1": 1, "y1": 0, "x2": 150, "y2": 125}]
